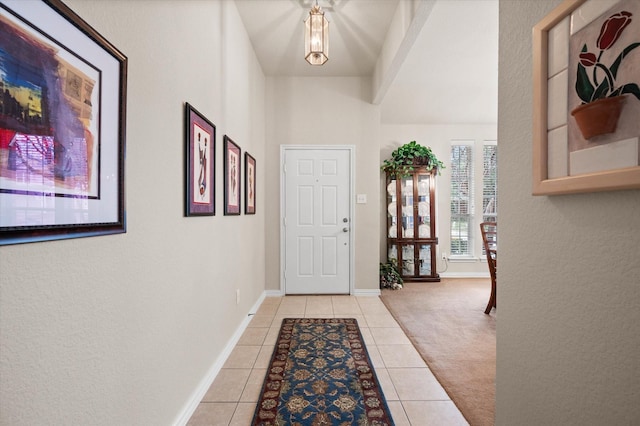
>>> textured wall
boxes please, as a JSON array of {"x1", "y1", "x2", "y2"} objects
[
  {"x1": 0, "y1": 1, "x2": 266, "y2": 424},
  {"x1": 497, "y1": 1, "x2": 640, "y2": 424}
]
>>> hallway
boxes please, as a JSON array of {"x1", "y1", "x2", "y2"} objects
[{"x1": 188, "y1": 295, "x2": 468, "y2": 425}]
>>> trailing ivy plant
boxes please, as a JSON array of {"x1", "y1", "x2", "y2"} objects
[
  {"x1": 380, "y1": 259, "x2": 403, "y2": 290},
  {"x1": 381, "y1": 140, "x2": 445, "y2": 177}
]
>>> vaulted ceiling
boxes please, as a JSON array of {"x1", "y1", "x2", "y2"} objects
[{"x1": 235, "y1": 0, "x2": 498, "y2": 124}]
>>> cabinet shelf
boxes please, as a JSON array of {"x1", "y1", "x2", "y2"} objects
[{"x1": 386, "y1": 167, "x2": 440, "y2": 282}]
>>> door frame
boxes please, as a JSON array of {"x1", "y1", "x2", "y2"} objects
[{"x1": 280, "y1": 145, "x2": 355, "y2": 295}]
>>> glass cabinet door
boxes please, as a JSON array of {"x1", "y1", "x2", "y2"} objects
[
  {"x1": 400, "y1": 176, "x2": 414, "y2": 239},
  {"x1": 417, "y1": 173, "x2": 431, "y2": 239},
  {"x1": 401, "y1": 244, "x2": 415, "y2": 275},
  {"x1": 387, "y1": 179, "x2": 398, "y2": 238},
  {"x1": 419, "y1": 244, "x2": 432, "y2": 276},
  {"x1": 388, "y1": 244, "x2": 398, "y2": 264}
]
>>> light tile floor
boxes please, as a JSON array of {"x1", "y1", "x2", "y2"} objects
[{"x1": 187, "y1": 295, "x2": 468, "y2": 425}]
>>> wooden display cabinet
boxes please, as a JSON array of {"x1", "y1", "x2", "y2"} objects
[{"x1": 386, "y1": 167, "x2": 440, "y2": 282}]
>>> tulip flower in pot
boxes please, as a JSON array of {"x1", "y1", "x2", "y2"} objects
[{"x1": 572, "y1": 10, "x2": 640, "y2": 139}]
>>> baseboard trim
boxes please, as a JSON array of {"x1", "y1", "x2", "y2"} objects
[
  {"x1": 267, "y1": 289, "x2": 380, "y2": 296},
  {"x1": 265, "y1": 289, "x2": 284, "y2": 297},
  {"x1": 173, "y1": 291, "x2": 267, "y2": 425},
  {"x1": 353, "y1": 289, "x2": 381, "y2": 296},
  {"x1": 439, "y1": 272, "x2": 490, "y2": 278}
]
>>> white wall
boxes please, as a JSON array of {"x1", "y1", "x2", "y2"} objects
[
  {"x1": 265, "y1": 77, "x2": 381, "y2": 293},
  {"x1": 497, "y1": 1, "x2": 640, "y2": 424},
  {"x1": 0, "y1": 1, "x2": 266, "y2": 424},
  {"x1": 380, "y1": 124, "x2": 497, "y2": 276}
]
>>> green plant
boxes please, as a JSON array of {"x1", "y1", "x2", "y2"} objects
[
  {"x1": 381, "y1": 140, "x2": 445, "y2": 177},
  {"x1": 380, "y1": 259, "x2": 403, "y2": 290}
]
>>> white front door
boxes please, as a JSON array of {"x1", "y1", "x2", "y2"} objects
[{"x1": 282, "y1": 147, "x2": 352, "y2": 294}]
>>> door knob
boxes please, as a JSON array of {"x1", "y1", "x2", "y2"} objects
[{"x1": 343, "y1": 227, "x2": 349, "y2": 232}]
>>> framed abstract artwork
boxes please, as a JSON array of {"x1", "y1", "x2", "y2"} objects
[
  {"x1": 185, "y1": 103, "x2": 215, "y2": 216},
  {"x1": 533, "y1": 0, "x2": 640, "y2": 195},
  {"x1": 223, "y1": 135, "x2": 241, "y2": 215},
  {"x1": 0, "y1": 0, "x2": 127, "y2": 245},
  {"x1": 244, "y1": 152, "x2": 256, "y2": 214}
]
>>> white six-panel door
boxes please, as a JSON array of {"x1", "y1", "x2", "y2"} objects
[{"x1": 282, "y1": 147, "x2": 352, "y2": 294}]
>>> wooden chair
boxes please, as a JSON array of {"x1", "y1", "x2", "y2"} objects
[{"x1": 480, "y1": 222, "x2": 497, "y2": 314}]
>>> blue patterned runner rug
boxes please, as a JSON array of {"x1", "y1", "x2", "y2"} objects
[{"x1": 251, "y1": 318, "x2": 394, "y2": 425}]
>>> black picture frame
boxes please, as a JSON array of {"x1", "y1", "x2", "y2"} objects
[
  {"x1": 0, "y1": 0, "x2": 127, "y2": 245},
  {"x1": 185, "y1": 103, "x2": 215, "y2": 216},
  {"x1": 223, "y1": 136, "x2": 241, "y2": 215},
  {"x1": 244, "y1": 152, "x2": 256, "y2": 215}
]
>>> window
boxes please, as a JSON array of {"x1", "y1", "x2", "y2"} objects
[
  {"x1": 450, "y1": 143, "x2": 473, "y2": 256},
  {"x1": 449, "y1": 140, "x2": 498, "y2": 258},
  {"x1": 482, "y1": 142, "x2": 498, "y2": 255},
  {"x1": 482, "y1": 142, "x2": 497, "y2": 223}
]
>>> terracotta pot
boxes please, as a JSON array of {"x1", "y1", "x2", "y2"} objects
[{"x1": 571, "y1": 95, "x2": 626, "y2": 139}]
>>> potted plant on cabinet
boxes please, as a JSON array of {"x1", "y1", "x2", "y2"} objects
[{"x1": 381, "y1": 140, "x2": 445, "y2": 177}]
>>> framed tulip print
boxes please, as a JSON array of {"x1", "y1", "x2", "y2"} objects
[
  {"x1": 244, "y1": 152, "x2": 256, "y2": 215},
  {"x1": 185, "y1": 103, "x2": 215, "y2": 216},
  {"x1": 533, "y1": 0, "x2": 640, "y2": 195},
  {"x1": 0, "y1": 0, "x2": 127, "y2": 245},
  {"x1": 223, "y1": 135, "x2": 241, "y2": 215}
]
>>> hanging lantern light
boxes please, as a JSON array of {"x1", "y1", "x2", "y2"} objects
[{"x1": 304, "y1": 1, "x2": 329, "y2": 65}]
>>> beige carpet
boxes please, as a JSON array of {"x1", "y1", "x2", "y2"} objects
[{"x1": 380, "y1": 279, "x2": 496, "y2": 426}]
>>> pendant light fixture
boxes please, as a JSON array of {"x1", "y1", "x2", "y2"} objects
[{"x1": 304, "y1": 0, "x2": 329, "y2": 65}]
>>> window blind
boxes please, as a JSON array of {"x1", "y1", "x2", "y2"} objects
[{"x1": 450, "y1": 144, "x2": 473, "y2": 255}]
